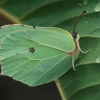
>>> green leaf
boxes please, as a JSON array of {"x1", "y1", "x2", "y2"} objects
[
  {"x1": 58, "y1": 64, "x2": 100, "y2": 100},
  {"x1": 57, "y1": 33, "x2": 100, "y2": 100},
  {"x1": 0, "y1": 24, "x2": 76, "y2": 86},
  {"x1": 0, "y1": 0, "x2": 100, "y2": 100},
  {"x1": 0, "y1": 0, "x2": 60, "y2": 18}
]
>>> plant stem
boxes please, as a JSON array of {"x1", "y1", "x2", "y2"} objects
[
  {"x1": 55, "y1": 80, "x2": 66, "y2": 100},
  {"x1": 0, "y1": 8, "x2": 21, "y2": 24}
]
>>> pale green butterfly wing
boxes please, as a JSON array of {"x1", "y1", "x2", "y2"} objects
[{"x1": 0, "y1": 24, "x2": 76, "y2": 86}]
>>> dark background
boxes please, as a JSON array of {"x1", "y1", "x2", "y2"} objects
[{"x1": 0, "y1": 14, "x2": 62, "y2": 100}]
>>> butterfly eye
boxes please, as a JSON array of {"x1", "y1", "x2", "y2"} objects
[{"x1": 29, "y1": 47, "x2": 35, "y2": 53}]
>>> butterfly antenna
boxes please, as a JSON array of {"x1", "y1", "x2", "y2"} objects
[{"x1": 72, "y1": 11, "x2": 86, "y2": 39}]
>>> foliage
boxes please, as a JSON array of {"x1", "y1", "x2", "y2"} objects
[{"x1": 0, "y1": 0, "x2": 100, "y2": 100}]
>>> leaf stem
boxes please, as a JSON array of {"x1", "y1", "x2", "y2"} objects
[
  {"x1": 55, "y1": 79, "x2": 66, "y2": 100},
  {"x1": 0, "y1": 8, "x2": 21, "y2": 24}
]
